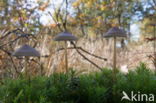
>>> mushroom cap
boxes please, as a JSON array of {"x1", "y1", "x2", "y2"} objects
[
  {"x1": 12, "y1": 44, "x2": 40, "y2": 57},
  {"x1": 53, "y1": 32, "x2": 78, "y2": 41},
  {"x1": 149, "y1": 24, "x2": 156, "y2": 26},
  {"x1": 103, "y1": 27, "x2": 127, "y2": 38}
]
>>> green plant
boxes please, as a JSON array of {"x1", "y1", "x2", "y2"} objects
[{"x1": 0, "y1": 63, "x2": 156, "y2": 103}]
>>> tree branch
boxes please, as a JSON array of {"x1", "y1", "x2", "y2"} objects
[
  {"x1": 70, "y1": 42, "x2": 103, "y2": 70},
  {"x1": 57, "y1": 47, "x2": 107, "y2": 61}
]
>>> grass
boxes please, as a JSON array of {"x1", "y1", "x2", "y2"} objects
[{"x1": 0, "y1": 63, "x2": 156, "y2": 103}]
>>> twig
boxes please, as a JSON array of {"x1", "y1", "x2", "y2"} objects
[
  {"x1": 8, "y1": 55, "x2": 20, "y2": 75},
  {"x1": 0, "y1": 28, "x2": 21, "y2": 40},
  {"x1": 0, "y1": 48, "x2": 20, "y2": 75},
  {"x1": 0, "y1": 37, "x2": 21, "y2": 48},
  {"x1": 70, "y1": 42, "x2": 103, "y2": 70},
  {"x1": 57, "y1": 47, "x2": 107, "y2": 61},
  {"x1": 63, "y1": 0, "x2": 68, "y2": 31}
]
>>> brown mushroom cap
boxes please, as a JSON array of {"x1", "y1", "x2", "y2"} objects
[
  {"x1": 103, "y1": 27, "x2": 127, "y2": 38},
  {"x1": 53, "y1": 32, "x2": 78, "y2": 41},
  {"x1": 12, "y1": 44, "x2": 40, "y2": 57},
  {"x1": 149, "y1": 24, "x2": 156, "y2": 26}
]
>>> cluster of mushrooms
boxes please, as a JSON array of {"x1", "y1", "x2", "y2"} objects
[{"x1": 12, "y1": 27, "x2": 127, "y2": 76}]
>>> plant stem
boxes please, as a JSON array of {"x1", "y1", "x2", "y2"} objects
[
  {"x1": 113, "y1": 36, "x2": 117, "y2": 82},
  {"x1": 113, "y1": 36, "x2": 117, "y2": 71},
  {"x1": 153, "y1": 25, "x2": 156, "y2": 71},
  {"x1": 65, "y1": 41, "x2": 68, "y2": 73}
]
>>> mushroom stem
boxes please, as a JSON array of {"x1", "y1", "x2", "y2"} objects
[
  {"x1": 25, "y1": 57, "x2": 29, "y2": 77},
  {"x1": 153, "y1": 25, "x2": 156, "y2": 72},
  {"x1": 113, "y1": 36, "x2": 117, "y2": 72},
  {"x1": 65, "y1": 41, "x2": 68, "y2": 72},
  {"x1": 154, "y1": 26, "x2": 156, "y2": 53},
  {"x1": 25, "y1": 57, "x2": 31, "y2": 86}
]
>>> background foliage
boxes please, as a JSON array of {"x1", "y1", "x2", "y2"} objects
[{"x1": 0, "y1": 0, "x2": 155, "y2": 78}]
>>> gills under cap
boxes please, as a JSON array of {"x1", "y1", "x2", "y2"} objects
[
  {"x1": 103, "y1": 27, "x2": 127, "y2": 38},
  {"x1": 53, "y1": 32, "x2": 78, "y2": 41},
  {"x1": 12, "y1": 44, "x2": 40, "y2": 57}
]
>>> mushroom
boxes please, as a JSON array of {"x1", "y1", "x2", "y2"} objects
[
  {"x1": 12, "y1": 44, "x2": 40, "y2": 76},
  {"x1": 12, "y1": 44, "x2": 40, "y2": 57},
  {"x1": 53, "y1": 31, "x2": 78, "y2": 72},
  {"x1": 103, "y1": 27, "x2": 127, "y2": 72}
]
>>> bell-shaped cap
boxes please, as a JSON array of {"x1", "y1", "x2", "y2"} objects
[
  {"x1": 12, "y1": 44, "x2": 40, "y2": 57},
  {"x1": 149, "y1": 24, "x2": 156, "y2": 26},
  {"x1": 53, "y1": 32, "x2": 78, "y2": 41},
  {"x1": 103, "y1": 27, "x2": 127, "y2": 38}
]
